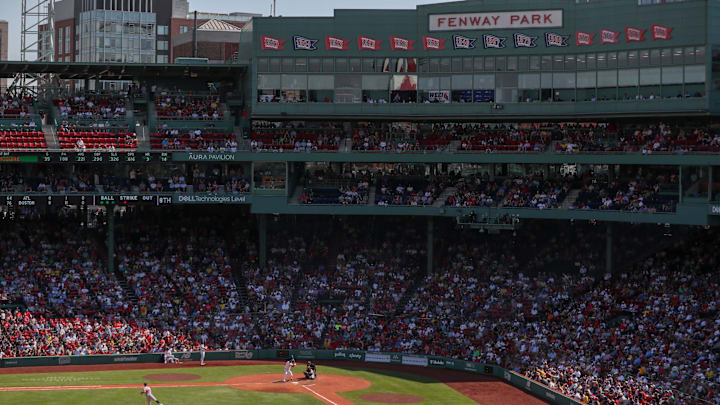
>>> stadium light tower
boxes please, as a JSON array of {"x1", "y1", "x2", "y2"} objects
[{"x1": 17, "y1": 0, "x2": 55, "y2": 90}]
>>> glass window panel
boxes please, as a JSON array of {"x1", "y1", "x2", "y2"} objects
[
  {"x1": 530, "y1": 56, "x2": 540, "y2": 71},
  {"x1": 541, "y1": 73, "x2": 553, "y2": 88},
  {"x1": 440, "y1": 76, "x2": 451, "y2": 89},
  {"x1": 696, "y1": 46, "x2": 706, "y2": 63},
  {"x1": 309, "y1": 58, "x2": 321, "y2": 72},
  {"x1": 496, "y1": 73, "x2": 518, "y2": 87},
  {"x1": 430, "y1": 58, "x2": 440, "y2": 72},
  {"x1": 639, "y1": 68, "x2": 661, "y2": 85},
  {"x1": 628, "y1": 51, "x2": 638, "y2": 67},
  {"x1": 440, "y1": 58, "x2": 451, "y2": 72},
  {"x1": 282, "y1": 58, "x2": 294, "y2": 72},
  {"x1": 608, "y1": 52, "x2": 617, "y2": 68},
  {"x1": 419, "y1": 76, "x2": 440, "y2": 90},
  {"x1": 598, "y1": 53, "x2": 608, "y2": 69},
  {"x1": 335, "y1": 75, "x2": 361, "y2": 88},
  {"x1": 577, "y1": 71, "x2": 596, "y2": 88},
  {"x1": 281, "y1": 74, "x2": 307, "y2": 89},
  {"x1": 349, "y1": 58, "x2": 361, "y2": 72},
  {"x1": 474, "y1": 57, "x2": 483, "y2": 72},
  {"x1": 673, "y1": 48, "x2": 684, "y2": 64},
  {"x1": 662, "y1": 66, "x2": 683, "y2": 84},
  {"x1": 586, "y1": 54, "x2": 596, "y2": 70},
  {"x1": 650, "y1": 49, "x2": 661, "y2": 66},
  {"x1": 639, "y1": 50, "x2": 650, "y2": 67},
  {"x1": 308, "y1": 75, "x2": 335, "y2": 90},
  {"x1": 257, "y1": 58, "x2": 269, "y2": 72},
  {"x1": 553, "y1": 72, "x2": 575, "y2": 89},
  {"x1": 541, "y1": 56, "x2": 552, "y2": 71},
  {"x1": 618, "y1": 51, "x2": 628, "y2": 68},
  {"x1": 336, "y1": 58, "x2": 348, "y2": 72},
  {"x1": 452, "y1": 75, "x2": 473, "y2": 89},
  {"x1": 474, "y1": 74, "x2": 495, "y2": 89},
  {"x1": 362, "y1": 75, "x2": 390, "y2": 90},
  {"x1": 518, "y1": 73, "x2": 540, "y2": 89},
  {"x1": 553, "y1": 55, "x2": 564, "y2": 70},
  {"x1": 507, "y1": 56, "x2": 518, "y2": 72},
  {"x1": 463, "y1": 57, "x2": 474, "y2": 72},
  {"x1": 362, "y1": 58, "x2": 375, "y2": 72},
  {"x1": 418, "y1": 57, "x2": 429, "y2": 73},
  {"x1": 323, "y1": 58, "x2": 334, "y2": 72},
  {"x1": 618, "y1": 69, "x2": 639, "y2": 86},
  {"x1": 597, "y1": 70, "x2": 617, "y2": 87},
  {"x1": 496, "y1": 57, "x2": 506, "y2": 71},
  {"x1": 295, "y1": 58, "x2": 307, "y2": 72},
  {"x1": 452, "y1": 57, "x2": 462, "y2": 72},
  {"x1": 685, "y1": 47, "x2": 695, "y2": 64},
  {"x1": 269, "y1": 58, "x2": 281, "y2": 72},
  {"x1": 518, "y1": 56, "x2": 529, "y2": 71},
  {"x1": 684, "y1": 65, "x2": 706, "y2": 83},
  {"x1": 661, "y1": 49, "x2": 672, "y2": 65},
  {"x1": 576, "y1": 54, "x2": 586, "y2": 70},
  {"x1": 257, "y1": 74, "x2": 281, "y2": 89},
  {"x1": 484, "y1": 57, "x2": 495, "y2": 71},
  {"x1": 565, "y1": 55, "x2": 576, "y2": 71}
]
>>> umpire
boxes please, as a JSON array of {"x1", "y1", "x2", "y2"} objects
[{"x1": 304, "y1": 361, "x2": 317, "y2": 380}]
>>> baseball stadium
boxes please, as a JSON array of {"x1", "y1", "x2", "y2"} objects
[{"x1": 0, "y1": 0, "x2": 719, "y2": 404}]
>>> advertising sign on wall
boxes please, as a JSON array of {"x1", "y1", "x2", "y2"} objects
[{"x1": 429, "y1": 10, "x2": 563, "y2": 31}]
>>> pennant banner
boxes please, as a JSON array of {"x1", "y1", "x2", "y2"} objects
[
  {"x1": 390, "y1": 36, "x2": 415, "y2": 51},
  {"x1": 358, "y1": 36, "x2": 382, "y2": 50},
  {"x1": 575, "y1": 32, "x2": 594, "y2": 46},
  {"x1": 544, "y1": 32, "x2": 568, "y2": 47},
  {"x1": 600, "y1": 29, "x2": 620, "y2": 44},
  {"x1": 483, "y1": 34, "x2": 506, "y2": 49},
  {"x1": 325, "y1": 36, "x2": 349, "y2": 50},
  {"x1": 651, "y1": 24, "x2": 673, "y2": 40},
  {"x1": 261, "y1": 36, "x2": 285, "y2": 50},
  {"x1": 452, "y1": 34, "x2": 477, "y2": 49},
  {"x1": 513, "y1": 33, "x2": 537, "y2": 48},
  {"x1": 625, "y1": 26, "x2": 646, "y2": 42},
  {"x1": 292, "y1": 35, "x2": 318, "y2": 51},
  {"x1": 423, "y1": 36, "x2": 446, "y2": 50}
]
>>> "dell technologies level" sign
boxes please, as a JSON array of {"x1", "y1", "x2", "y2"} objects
[{"x1": 429, "y1": 10, "x2": 562, "y2": 31}]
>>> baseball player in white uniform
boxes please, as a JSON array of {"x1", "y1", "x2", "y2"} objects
[
  {"x1": 282, "y1": 358, "x2": 296, "y2": 382},
  {"x1": 164, "y1": 348, "x2": 180, "y2": 364},
  {"x1": 141, "y1": 383, "x2": 163, "y2": 405},
  {"x1": 199, "y1": 344, "x2": 206, "y2": 366}
]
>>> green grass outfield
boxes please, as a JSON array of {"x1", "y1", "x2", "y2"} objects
[{"x1": 0, "y1": 364, "x2": 480, "y2": 405}]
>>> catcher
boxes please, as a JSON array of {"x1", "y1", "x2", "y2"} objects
[{"x1": 303, "y1": 361, "x2": 317, "y2": 380}]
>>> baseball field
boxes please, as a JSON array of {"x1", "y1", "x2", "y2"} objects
[{"x1": 0, "y1": 360, "x2": 549, "y2": 405}]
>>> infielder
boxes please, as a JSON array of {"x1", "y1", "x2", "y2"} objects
[
  {"x1": 282, "y1": 357, "x2": 296, "y2": 382},
  {"x1": 141, "y1": 382, "x2": 163, "y2": 405},
  {"x1": 200, "y1": 344, "x2": 206, "y2": 366}
]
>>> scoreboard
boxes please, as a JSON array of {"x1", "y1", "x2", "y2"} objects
[
  {"x1": 0, "y1": 152, "x2": 171, "y2": 163},
  {"x1": 4, "y1": 194, "x2": 174, "y2": 207}
]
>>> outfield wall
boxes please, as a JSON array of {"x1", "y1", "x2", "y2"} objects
[{"x1": 0, "y1": 349, "x2": 581, "y2": 405}]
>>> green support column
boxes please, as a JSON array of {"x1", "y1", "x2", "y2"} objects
[
  {"x1": 708, "y1": 166, "x2": 713, "y2": 202},
  {"x1": 258, "y1": 214, "x2": 267, "y2": 268},
  {"x1": 679, "y1": 166, "x2": 683, "y2": 203},
  {"x1": 605, "y1": 222, "x2": 613, "y2": 276},
  {"x1": 427, "y1": 217, "x2": 434, "y2": 274},
  {"x1": 107, "y1": 207, "x2": 115, "y2": 273}
]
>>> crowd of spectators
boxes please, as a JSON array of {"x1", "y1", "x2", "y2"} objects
[
  {"x1": 155, "y1": 95, "x2": 223, "y2": 120},
  {"x1": 251, "y1": 122, "x2": 341, "y2": 152},
  {"x1": 375, "y1": 176, "x2": 446, "y2": 206},
  {"x1": 573, "y1": 173, "x2": 678, "y2": 213},
  {"x1": 0, "y1": 95, "x2": 35, "y2": 118},
  {"x1": 1, "y1": 208, "x2": 719, "y2": 404},
  {"x1": 54, "y1": 94, "x2": 127, "y2": 121},
  {"x1": 151, "y1": 127, "x2": 237, "y2": 152}
]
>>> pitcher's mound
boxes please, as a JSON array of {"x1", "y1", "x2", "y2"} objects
[
  {"x1": 360, "y1": 393, "x2": 425, "y2": 403},
  {"x1": 224, "y1": 373, "x2": 371, "y2": 394}
]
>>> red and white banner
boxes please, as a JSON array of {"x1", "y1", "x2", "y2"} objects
[
  {"x1": 651, "y1": 24, "x2": 673, "y2": 40},
  {"x1": 625, "y1": 27, "x2": 646, "y2": 42},
  {"x1": 389, "y1": 36, "x2": 415, "y2": 51},
  {"x1": 261, "y1": 36, "x2": 285, "y2": 50},
  {"x1": 325, "y1": 36, "x2": 349, "y2": 50},
  {"x1": 600, "y1": 29, "x2": 620, "y2": 44},
  {"x1": 422, "y1": 36, "x2": 446, "y2": 50},
  {"x1": 575, "y1": 31, "x2": 594, "y2": 46},
  {"x1": 357, "y1": 36, "x2": 382, "y2": 50}
]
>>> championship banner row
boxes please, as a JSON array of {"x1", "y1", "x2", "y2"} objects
[{"x1": 261, "y1": 25, "x2": 673, "y2": 52}]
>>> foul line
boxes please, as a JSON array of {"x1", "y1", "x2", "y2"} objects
[{"x1": 302, "y1": 385, "x2": 340, "y2": 405}]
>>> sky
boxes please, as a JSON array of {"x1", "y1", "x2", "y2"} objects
[{"x1": 0, "y1": 0, "x2": 445, "y2": 61}]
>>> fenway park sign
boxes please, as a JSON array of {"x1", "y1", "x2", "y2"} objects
[{"x1": 429, "y1": 10, "x2": 562, "y2": 31}]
